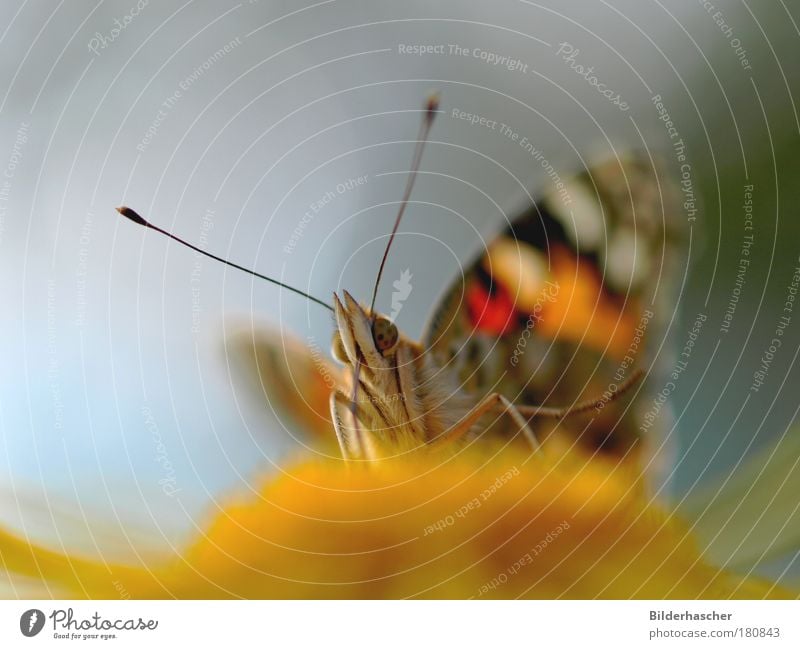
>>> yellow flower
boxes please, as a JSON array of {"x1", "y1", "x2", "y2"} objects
[{"x1": 1, "y1": 444, "x2": 792, "y2": 599}]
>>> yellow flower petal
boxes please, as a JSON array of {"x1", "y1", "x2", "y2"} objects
[{"x1": 1, "y1": 447, "x2": 794, "y2": 599}]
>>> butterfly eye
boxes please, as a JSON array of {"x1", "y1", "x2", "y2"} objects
[{"x1": 372, "y1": 317, "x2": 399, "y2": 353}]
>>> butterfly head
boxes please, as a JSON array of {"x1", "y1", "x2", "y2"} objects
[
  {"x1": 331, "y1": 290, "x2": 405, "y2": 371},
  {"x1": 371, "y1": 316, "x2": 399, "y2": 353}
]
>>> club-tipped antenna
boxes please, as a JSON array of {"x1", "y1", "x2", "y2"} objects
[
  {"x1": 115, "y1": 206, "x2": 333, "y2": 312},
  {"x1": 348, "y1": 93, "x2": 440, "y2": 454},
  {"x1": 367, "y1": 92, "x2": 440, "y2": 318}
]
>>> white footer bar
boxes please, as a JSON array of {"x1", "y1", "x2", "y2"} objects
[{"x1": 1, "y1": 600, "x2": 797, "y2": 647}]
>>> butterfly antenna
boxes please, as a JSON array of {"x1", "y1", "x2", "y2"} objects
[
  {"x1": 348, "y1": 93, "x2": 440, "y2": 454},
  {"x1": 367, "y1": 92, "x2": 440, "y2": 317},
  {"x1": 115, "y1": 206, "x2": 334, "y2": 312}
]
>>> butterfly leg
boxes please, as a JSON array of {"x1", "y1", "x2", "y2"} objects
[
  {"x1": 330, "y1": 390, "x2": 359, "y2": 460},
  {"x1": 515, "y1": 368, "x2": 646, "y2": 419},
  {"x1": 330, "y1": 390, "x2": 383, "y2": 461},
  {"x1": 432, "y1": 392, "x2": 540, "y2": 452}
]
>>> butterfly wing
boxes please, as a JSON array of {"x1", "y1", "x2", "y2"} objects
[
  {"x1": 226, "y1": 325, "x2": 342, "y2": 444},
  {"x1": 423, "y1": 153, "x2": 685, "y2": 464}
]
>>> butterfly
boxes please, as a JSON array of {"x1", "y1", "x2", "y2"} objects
[{"x1": 119, "y1": 94, "x2": 683, "y2": 466}]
